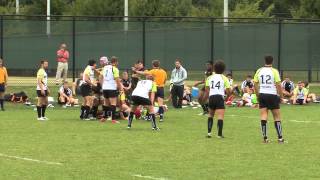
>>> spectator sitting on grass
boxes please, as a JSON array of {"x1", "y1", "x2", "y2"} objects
[
  {"x1": 58, "y1": 81, "x2": 76, "y2": 106},
  {"x1": 240, "y1": 75, "x2": 254, "y2": 94},
  {"x1": 303, "y1": 81, "x2": 319, "y2": 103},
  {"x1": 291, "y1": 81, "x2": 308, "y2": 105}
]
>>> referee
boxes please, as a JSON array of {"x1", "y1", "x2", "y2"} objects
[{"x1": 0, "y1": 59, "x2": 8, "y2": 111}]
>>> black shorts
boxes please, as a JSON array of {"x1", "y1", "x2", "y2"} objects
[
  {"x1": 0, "y1": 84, "x2": 5, "y2": 92},
  {"x1": 208, "y1": 95, "x2": 225, "y2": 110},
  {"x1": 296, "y1": 99, "x2": 304, "y2": 105},
  {"x1": 36, "y1": 90, "x2": 48, "y2": 97},
  {"x1": 80, "y1": 84, "x2": 92, "y2": 97},
  {"x1": 155, "y1": 87, "x2": 165, "y2": 99},
  {"x1": 258, "y1": 93, "x2": 280, "y2": 110},
  {"x1": 132, "y1": 96, "x2": 152, "y2": 106},
  {"x1": 92, "y1": 83, "x2": 102, "y2": 94},
  {"x1": 103, "y1": 90, "x2": 118, "y2": 98}
]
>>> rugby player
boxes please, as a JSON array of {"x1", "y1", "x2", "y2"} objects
[
  {"x1": 99, "y1": 56, "x2": 123, "y2": 124},
  {"x1": 203, "y1": 60, "x2": 231, "y2": 138},
  {"x1": 291, "y1": 81, "x2": 308, "y2": 105},
  {"x1": 0, "y1": 59, "x2": 8, "y2": 111},
  {"x1": 127, "y1": 74, "x2": 160, "y2": 130},
  {"x1": 194, "y1": 61, "x2": 213, "y2": 115},
  {"x1": 36, "y1": 60, "x2": 50, "y2": 121},
  {"x1": 254, "y1": 55, "x2": 285, "y2": 143},
  {"x1": 79, "y1": 59, "x2": 97, "y2": 120},
  {"x1": 133, "y1": 60, "x2": 167, "y2": 122}
]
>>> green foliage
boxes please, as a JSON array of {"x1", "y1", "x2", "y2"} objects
[{"x1": 0, "y1": 0, "x2": 319, "y2": 19}]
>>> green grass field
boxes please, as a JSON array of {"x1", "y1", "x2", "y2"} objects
[{"x1": 1, "y1": 83, "x2": 320, "y2": 179}]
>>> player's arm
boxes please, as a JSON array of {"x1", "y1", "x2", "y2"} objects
[
  {"x1": 124, "y1": 81, "x2": 132, "y2": 90},
  {"x1": 223, "y1": 76, "x2": 232, "y2": 98},
  {"x1": 253, "y1": 71, "x2": 260, "y2": 98},
  {"x1": 84, "y1": 73, "x2": 93, "y2": 86},
  {"x1": 203, "y1": 77, "x2": 210, "y2": 102},
  {"x1": 194, "y1": 80, "x2": 205, "y2": 87},
  {"x1": 113, "y1": 67, "x2": 123, "y2": 92},
  {"x1": 150, "y1": 82, "x2": 157, "y2": 105},
  {"x1": 274, "y1": 69, "x2": 283, "y2": 98},
  {"x1": 4, "y1": 67, "x2": 8, "y2": 86}
]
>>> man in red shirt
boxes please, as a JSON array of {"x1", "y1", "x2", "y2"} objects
[{"x1": 55, "y1": 43, "x2": 69, "y2": 85}]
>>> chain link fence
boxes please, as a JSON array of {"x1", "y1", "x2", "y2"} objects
[{"x1": 1, "y1": 15, "x2": 320, "y2": 84}]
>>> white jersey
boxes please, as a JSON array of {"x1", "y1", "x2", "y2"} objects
[
  {"x1": 254, "y1": 67, "x2": 281, "y2": 95},
  {"x1": 81, "y1": 65, "x2": 95, "y2": 85},
  {"x1": 102, "y1": 65, "x2": 119, "y2": 90},
  {"x1": 132, "y1": 80, "x2": 157, "y2": 99},
  {"x1": 206, "y1": 74, "x2": 230, "y2": 96},
  {"x1": 36, "y1": 68, "x2": 48, "y2": 90}
]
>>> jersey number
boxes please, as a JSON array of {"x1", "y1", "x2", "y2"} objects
[
  {"x1": 211, "y1": 81, "x2": 221, "y2": 89},
  {"x1": 260, "y1": 75, "x2": 271, "y2": 84}
]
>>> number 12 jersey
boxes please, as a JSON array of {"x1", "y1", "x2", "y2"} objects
[{"x1": 253, "y1": 67, "x2": 281, "y2": 95}]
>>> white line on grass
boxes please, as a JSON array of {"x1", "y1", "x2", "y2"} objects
[
  {"x1": 289, "y1": 120, "x2": 320, "y2": 124},
  {"x1": 0, "y1": 153, "x2": 63, "y2": 165},
  {"x1": 132, "y1": 174, "x2": 168, "y2": 180}
]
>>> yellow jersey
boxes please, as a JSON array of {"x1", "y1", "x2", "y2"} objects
[
  {"x1": 0, "y1": 66, "x2": 8, "y2": 84},
  {"x1": 147, "y1": 68, "x2": 167, "y2": 87}
]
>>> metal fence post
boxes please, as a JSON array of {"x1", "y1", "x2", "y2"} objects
[
  {"x1": 307, "y1": 23, "x2": 312, "y2": 83},
  {"x1": 72, "y1": 17, "x2": 76, "y2": 82},
  {"x1": 0, "y1": 15, "x2": 3, "y2": 59},
  {"x1": 277, "y1": 18, "x2": 283, "y2": 79},
  {"x1": 210, "y1": 18, "x2": 214, "y2": 63},
  {"x1": 142, "y1": 18, "x2": 146, "y2": 65}
]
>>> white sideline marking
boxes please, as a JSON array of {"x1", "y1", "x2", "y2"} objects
[
  {"x1": 0, "y1": 153, "x2": 63, "y2": 165},
  {"x1": 132, "y1": 174, "x2": 168, "y2": 180},
  {"x1": 289, "y1": 120, "x2": 320, "y2": 124}
]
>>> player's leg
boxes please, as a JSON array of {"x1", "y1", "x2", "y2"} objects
[
  {"x1": 128, "y1": 105, "x2": 137, "y2": 128},
  {"x1": 198, "y1": 88, "x2": 208, "y2": 115},
  {"x1": 109, "y1": 97, "x2": 119, "y2": 123},
  {"x1": 271, "y1": 109, "x2": 284, "y2": 143},
  {"x1": 177, "y1": 85, "x2": 184, "y2": 108},
  {"x1": 260, "y1": 108, "x2": 269, "y2": 142},
  {"x1": 148, "y1": 105, "x2": 159, "y2": 130},
  {"x1": 42, "y1": 93, "x2": 49, "y2": 120},
  {"x1": 59, "y1": 95, "x2": 66, "y2": 104},
  {"x1": 0, "y1": 91, "x2": 4, "y2": 111},
  {"x1": 207, "y1": 108, "x2": 215, "y2": 138},
  {"x1": 157, "y1": 87, "x2": 165, "y2": 122},
  {"x1": 91, "y1": 97, "x2": 99, "y2": 119},
  {"x1": 36, "y1": 92, "x2": 42, "y2": 120},
  {"x1": 215, "y1": 109, "x2": 225, "y2": 138}
]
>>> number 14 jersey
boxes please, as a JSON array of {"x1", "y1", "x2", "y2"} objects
[
  {"x1": 205, "y1": 74, "x2": 230, "y2": 96},
  {"x1": 253, "y1": 67, "x2": 281, "y2": 95}
]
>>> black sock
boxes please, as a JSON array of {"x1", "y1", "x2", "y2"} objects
[
  {"x1": 84, "y1": 106, "x2": 90, "y2": 118},
  {"x1": 159, "y1": 106, "x2": 164, "y2": 120},
  {"x1": 42, "y1": 105, "x2": 47, "y2": 117},
  {"x1": 110, "y1": 105, "x2": 117, "y2": 120},
  {"x1": 102, "y1": 106, "x2": 109, "y2": 118},
  {"x1": 208, "y1": 117, "x2": 213, "y2": 134},
  {"x1": 201, "y1": 104, "x2": 206, "y2": 112},
  {"x1": 261, "y1": 120, "x2": 268, "y2": 139},
  {"x1": 217, "y1": 119, "x2": 223, "y2": 136},
  {"x1": 150, "y1": 114, "x2": 157, "y2": 128},
  {"x1": 128, "y1": 112, "x2": 134, "y2": 127},
  {"x1": 37, "y1": 106, "x2": 41, "y2": 118},
  {"x1": 274, "y1": 121, "x2": 283, "y2": 139},
  {"x1": 0, "y1": 99, "x2": 4, "y2": 109},
  {"x1": 204, "y1": 104, "x2": 209, "y2": 112},
  {"x1": 91, "y1": 106, "x2": 98, "y2": 118},
  {"x1": 80, "y1": 106, "x2": 85, "y2": 119}
]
